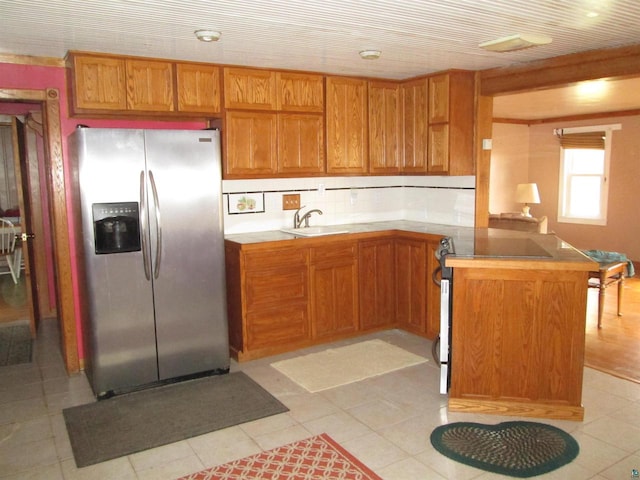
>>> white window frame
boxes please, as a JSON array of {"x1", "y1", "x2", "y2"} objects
[{"x1": 556, "y1": 124, "x2": 620, "y2": 226}]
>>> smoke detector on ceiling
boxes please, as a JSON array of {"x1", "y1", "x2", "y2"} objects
[{"x1": 479, "y1": 34, "x2": 552, "y2": 52}]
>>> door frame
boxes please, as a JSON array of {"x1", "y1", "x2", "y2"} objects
[{"x1": 0, "y1": 87, "x2": 78, "y2": 372}]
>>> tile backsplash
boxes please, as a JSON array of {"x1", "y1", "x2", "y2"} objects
[{"x1": 222, "y1": 175, "x2": 475, "y2": 234}]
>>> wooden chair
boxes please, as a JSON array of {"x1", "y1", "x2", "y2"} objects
[
  {"x1": 588, "y1": 261, "x2": 626, "y2": 329},
  {"x1": 0, "y1": 218, "x2": 18, "y2": 284}
]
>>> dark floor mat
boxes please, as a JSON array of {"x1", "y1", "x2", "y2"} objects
[
  {"x1": 63, "y1": 372, "x2": 289, "y2": 467},
  {"x1": 430, "y1": 421, "x2": 579, "y2": 478},
  {"x1": 0, "y1": 324, "x2": 32, "y2": 366}
]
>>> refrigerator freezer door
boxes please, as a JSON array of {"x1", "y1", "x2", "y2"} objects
[
  {"x1": 144, "y1": 130, "x2": 229, "y2": 379},
  {"x1": 72, "y1": 128, "x2": 158, "y2": 396}
]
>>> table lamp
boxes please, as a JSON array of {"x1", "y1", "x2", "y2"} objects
[{"x1": 516, "y1": 183, "x2": 540, "y2": 217}]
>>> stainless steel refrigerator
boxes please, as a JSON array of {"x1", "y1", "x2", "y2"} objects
[{"x1": 70, "y1": 127, "x2": 229, "y2": 399}]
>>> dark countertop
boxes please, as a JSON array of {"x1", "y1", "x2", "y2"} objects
[{"x1": 224, "y1": 220, "x2": 597, "y2": 271}]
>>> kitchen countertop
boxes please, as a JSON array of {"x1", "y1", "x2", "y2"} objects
[{"x1": 224, "y1": 220, "x2": 597, "y2": 271}]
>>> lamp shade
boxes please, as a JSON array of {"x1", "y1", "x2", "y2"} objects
[
  {"x1": 515, "y1": 183, "x2": 540, "y2": 217},
  {"x1": 516, "y1": 183, "x2": 541, "y2": 204}
]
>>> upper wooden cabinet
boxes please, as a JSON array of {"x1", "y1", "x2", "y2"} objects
[
  {"x1": 401, "y1": 78, "x2": 429, "y2": 173},
  {"x1": 224, "y1": 111, "x2": 278, "y2": 177},
  {"x1": 325, "y1": 76, "x2": 368, "y2": 174},
  {"x1": 427, "y1": 71, "x2": 475, "y2": 175},
  {"x1": 223, "y1": 68, "x2": 324, "y2": 112},
  {"x1": 66, "y1": 52, "x2": 222, "y2": 117},
  {"x1": 223, "y1": 67, "x2": 277, "y2": 110},
  {"x1": 176, "y1": 63, "x2": 221, "y2": 113},
  {"x1": 277, "y1": 113, "x2": 325, "y2": 174},
  {"x1": 126, "y1": 59, "x2": 174, "y2": 112},
  {"x1": 368, "y1": 81, "x2": 401, "y2": 174},
  {"x1": 276, "y1": 72, "x2": 324, "y2": 112},
  {"x1": 68, "y1": 54, "x2": 127, "y2": 111}
]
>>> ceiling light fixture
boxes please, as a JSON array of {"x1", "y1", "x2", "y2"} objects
[
  {"x1": 194, "y1": 30, "x2": 221, "y2": 42},
  {"x1": 479, "y1": 34, "x2": 552, "y2": 53},
  {"x1": 359, "y1": 50, "x2": 381, "y2": 60}
]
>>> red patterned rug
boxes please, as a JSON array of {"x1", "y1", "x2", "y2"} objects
[{"x1": 178, "y1": 433, "x2": 381, "y2": 480}]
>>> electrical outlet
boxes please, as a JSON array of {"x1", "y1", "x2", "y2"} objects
[{"x1": 282, "y1": 194, "x2": 301, "y2": 210}]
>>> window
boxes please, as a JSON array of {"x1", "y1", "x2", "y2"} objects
[{"x1": 557, "y1": 125, "x2": 620, "y2": 225}]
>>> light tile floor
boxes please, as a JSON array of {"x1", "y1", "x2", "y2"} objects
[{"x1": 1, "y1": 319, "x2": 640, "y2": 479}]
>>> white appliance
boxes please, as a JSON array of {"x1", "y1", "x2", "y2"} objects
[
  {"x1": 433, "y1": 237, "x2": 454, "y2": 394},
  {"x1": 70, "y1": 127, "x2": 229, "y2": 399}
]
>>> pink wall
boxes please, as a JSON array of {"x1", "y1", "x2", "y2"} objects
[
  {"x1": 491, "y1": 116, "x2": 640, "y2": 261},
  {"x1": 1, "y1": 61, "x2": 207, "y2": 359}
]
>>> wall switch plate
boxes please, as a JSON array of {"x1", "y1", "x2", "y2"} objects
[{"x1": 282, "y1": 194, "x2": 301, "y2": 210}]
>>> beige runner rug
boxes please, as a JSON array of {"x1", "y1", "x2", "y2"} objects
[{"x1": 271, "y1": 339, "x2": 428, "y2": 392}]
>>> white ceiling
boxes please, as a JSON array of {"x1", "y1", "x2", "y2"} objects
[{"x1": 3, "y1": 0, "x2": 640, "y2": 120}]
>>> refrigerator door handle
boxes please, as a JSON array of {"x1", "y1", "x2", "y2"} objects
[
  {"x1": 149, "y1": 169, "x2": 162, "y2": 279},
  {"x1": 139, "y1": 170, "x2": 151, "y2": 280}
]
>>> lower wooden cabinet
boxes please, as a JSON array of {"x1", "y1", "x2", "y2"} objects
[
  {"x1": 448, "y1": 266, "x2": 588, "y2": 420},
  {"x1": 225, "y1": 243, "x2": 310, "y2": 360},
  {"x1": 358, "y1": 238, "x2": 396, "y2": 330},
  {"x1": 225, "y1": 233, "x2": 443, "y2": 361},
  {"x1": 310, "y1": 242, "x2": 359, "y2": 339},
  {"x1": 396, "y1": 237, "x2": 427, "y2": 334}
]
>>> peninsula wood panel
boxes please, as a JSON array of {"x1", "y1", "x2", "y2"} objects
[{"x1": 449, "y1": 267, "x2": 588, "y2": 420}]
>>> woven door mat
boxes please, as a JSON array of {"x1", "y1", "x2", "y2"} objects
[{"x1": 430, "y1": 421, "x2": 579, "y2": 478}]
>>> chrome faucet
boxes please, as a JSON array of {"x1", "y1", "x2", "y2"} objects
[{"x1": 293, "y1": 206, "x2": 323, "y2": 228}]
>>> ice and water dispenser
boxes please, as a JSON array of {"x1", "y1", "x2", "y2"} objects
[{"x1": 92, "y1": 202, "x2": 141, "y2": 254}]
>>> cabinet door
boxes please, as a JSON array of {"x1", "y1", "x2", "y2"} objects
[
  {"x1": 428, "y1": 74, "x2": 449, "y2": 124},
  {"x1": 224, "y1": 67, "x2": 277, "y2": 110},
  {"x1": 224, "y1": 111, "x2": 278, "y2": 177},
  {"x1": 277, "y1": 72, "x2": 324, "y2": 112},
  {"x1": 395, "y1": 238, "x2": 427, "y2": 333},
  {"x1": 278, "y1": 113, "x2": 324, "y2": 174},
  {"x1": 70, "y1": 54, "x2": 127, "y2": 111},
  {"x1": 125, "y1": 59, "x2": 174, "y2": 111},
  {"x1": 311, "y1": 243, "x2": 359, "y2": 339},
  {"x1": 176, "y1": 63, "x2": 221, "y2": 113},
  {"x1": 326, "y1": 76, "x2": 368, "y2": 174},
  {"x1": 428, "y1": 123, "x2": 450, "y2": 174},
  {"x1": 358, "y1": 239, "x2": 396, "y2": 330},
  {"x1": 368, "y1": 81, "x2": 401, "y2": 174},
  {"x1": 402, "y1": 78, "x2": 428, "y2": 173}
]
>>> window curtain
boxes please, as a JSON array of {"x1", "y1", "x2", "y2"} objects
[{"x1": 556, "y1": 130, "x2": 605, "y2": 149}]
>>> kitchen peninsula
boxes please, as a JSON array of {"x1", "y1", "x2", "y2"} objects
[{"x1": 224, "y1": 221, "x2": 596, "y2": 421}]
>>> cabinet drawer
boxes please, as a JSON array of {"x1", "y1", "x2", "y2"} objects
[
  {"x1": 246, "y1": 304, "x2": 309, "y2": 349},
  {"x1": 244, "y1": 248, "x2": 308, "y2": 270},
  {"x1": 310, "y1": 243, "x2": 357, "y2": 264},
  {"x1": 245, "y1": 269, "x2": 307, "y2": 309}
]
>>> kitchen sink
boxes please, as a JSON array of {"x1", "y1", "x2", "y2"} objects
[{"x1": 280, "y1": 226, "x2": 350, "y2": 237}]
